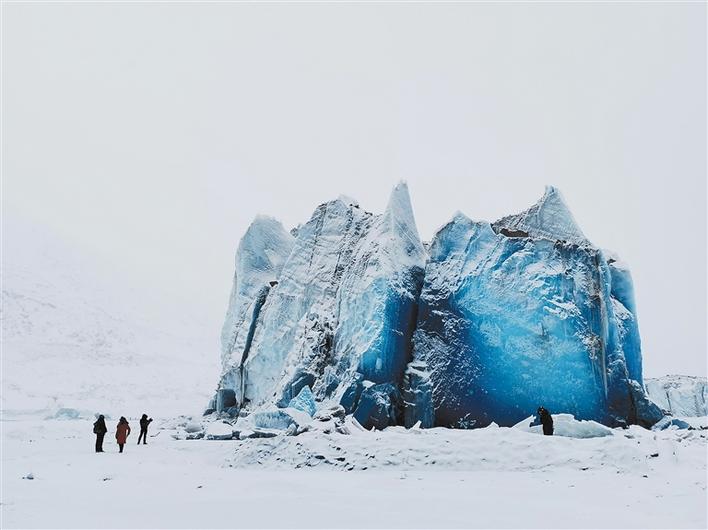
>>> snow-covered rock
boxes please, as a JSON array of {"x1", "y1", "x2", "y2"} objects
[{"x1": 645, "y1": 375, "x2": 707, "y2": 417}]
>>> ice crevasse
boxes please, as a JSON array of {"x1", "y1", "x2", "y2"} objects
[{"x1": 211, "y1": 184, "x2": 663, "y2": 430}]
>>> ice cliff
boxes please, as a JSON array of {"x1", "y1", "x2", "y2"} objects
[
  {"x1": 211, "y1": 184, "x2": 663, "y2": 429},
  {"x1": 215, "y1": 183, "x2": 425, "y2": 427},
  {"x1": 645, "y1": 375, "x2": 707, "y2": 417}
]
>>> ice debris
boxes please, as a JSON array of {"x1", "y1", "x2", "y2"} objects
[
  {"x1": 288, "y1": 386, "x2": 316, "y2": 417},
  {"x1": 205, "y1": 421, "x2": 234, "y2": 440}
]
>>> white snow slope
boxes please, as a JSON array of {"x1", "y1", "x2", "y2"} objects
[{"x1": 1, "y1": 219, "x2": 218, "y2": 418}]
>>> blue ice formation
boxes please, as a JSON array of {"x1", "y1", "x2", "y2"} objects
[
  {"x1": 288, "y1": 385, "x2": 317, "y2": 417},
  {"x1": 215, "y1": 183, "x2": 425, "y2": 428},
  {"x1": 212, "y1": 185, "x2": 662, "y2": 429}
]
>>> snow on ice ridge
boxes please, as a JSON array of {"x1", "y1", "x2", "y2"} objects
[{"x1": 212, "y1": 184, "x2": 662, "y2": 430}]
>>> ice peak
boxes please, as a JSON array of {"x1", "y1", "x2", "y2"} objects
[
  {"x1": 237, "y1": 215, "x2": 295, "y2": 279},
  {"x1": 493, "y1": 186, "x2": 589, "y2": 245},
  {"x1": 337, "y1": 194, "x2": 359, "y2": 208},
  {"x1": 383, "y1": 182, "x2": 426, "y2": 261}
]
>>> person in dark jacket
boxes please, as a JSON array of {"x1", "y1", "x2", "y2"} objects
[
  {"x1": 93, "y1": 415, "x2": 108, "y2": 452},
  {"x1": 137, "y1": 414, "x2": 153, "y2": 445},
  {"x1": 115, "y1": 417, "x2": 131, "y2": 453},
  {"x1": 537, "y1": 406, "x2": 554, "y2": 436}
]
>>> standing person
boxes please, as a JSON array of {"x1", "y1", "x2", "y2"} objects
[
  {"x1": 115, "y1": 417, "x2": 131, "y2": 453},
  {"x1": 93, "y1": 414, "x2": 107, "y2": 453},
  {"x1": 137, "y1": 414, "x2": 153, "y2": 445},
  {"x1": 537, "y1": 406, "x2": 554, "y2": 436}
]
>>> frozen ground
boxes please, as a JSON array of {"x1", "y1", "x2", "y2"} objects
[{"x1": 1, "y1": 415, "x2": 706, "y2": 529}]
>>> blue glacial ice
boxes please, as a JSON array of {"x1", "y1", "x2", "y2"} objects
[
  {"x1": 216, "y1": 183, "x2": 425, "y2": 429},
  {"x1": 212, "y1": 185, "x2": 662, "y2": 429},
  {"x1": 405, "y1": 187, "x2": 661, "y2": 428}
]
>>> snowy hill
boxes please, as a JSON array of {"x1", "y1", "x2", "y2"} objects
[
  {"x1": 645, "y1": 375, "x2": 707, "y2": 417},
  {"x1": 1, "y1": 218, "x2": 218, "y2": 418}
]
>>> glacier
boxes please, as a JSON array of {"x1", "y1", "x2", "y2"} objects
[
  {"x1": 645, "y1": 375, "x2": 707, "y2": 417},
  {"x1": 216, "y1": 183, "x2": 425, "y2": 429},
  {"x1": 211, "y1": 184, "x2": 663, "y2": 430}
]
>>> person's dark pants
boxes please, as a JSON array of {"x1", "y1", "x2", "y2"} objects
[
  {"x1": 543, "y1": 425, "x2": 554, "y2": 436},
  {"x1": 95, "y1": 433, "x2": 105, "y2": 452},
  {"x1": 118, "y1": 443, "x2": 125, "y2": 453},
  {"x1": 137, "y1": 429, "x2": 148, "y2": 444}
]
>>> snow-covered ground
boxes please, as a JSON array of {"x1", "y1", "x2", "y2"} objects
[
  {"x1": 2, "y1": 415, "x2": 706, "y2": 529},
  {"x1": 3, "y1": 220, "x2": 707, "y2": 529}
]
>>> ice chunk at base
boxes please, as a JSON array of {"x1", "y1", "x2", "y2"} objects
[
  {"x1": 288, "y1": 385, "x2": 316, "y2": 417},
  {"x1": 251, "y1": 408, "x2": 312, "y2": 430},
  {"x1": 353, "y1": 382, "x2": 402, "y2": 430},
  {"x1": 652, "y1": 416, "x2": 692, "y2": 430},
  {"x1": 205, "y1": 421, "x2": 234, "y2": 440}
]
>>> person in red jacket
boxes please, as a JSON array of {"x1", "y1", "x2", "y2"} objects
[{"x1": 115, "y1": 417, "x2": 131, "y2": 453}]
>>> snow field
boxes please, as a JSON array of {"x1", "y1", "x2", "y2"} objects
[{"x1": 3, "y1": 416, "x2": 704, "y2": 528}]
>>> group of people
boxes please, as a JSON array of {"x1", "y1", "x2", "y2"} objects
[
  {"x1": 91, "y1": 408, "x2": 552, "y2": 452},
  {"x1": 93, "y1": 414, "x2": 153, "y2": 453}
]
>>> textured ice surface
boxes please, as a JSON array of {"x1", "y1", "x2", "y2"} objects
[
  {"x1": 220, "y1": 216, "x2": 295, "y2": 386},
  {"x1": 406, "y1": 189, "x2": 659, "y2": 428},
  {"x1": 251, "y1": 408, "x2": 311, "y2": 430},
  {"x1": 288, "y1": 386, "x2": 317, "y2": 417},
  {"x1": 218, "y1": 183, "x2": 425, "y2": 431},
  {"x1": 408, "y1": 213, "x2": 609, "y2": 427},
  {"x1": 214, "y1": 185, "x2": 660, "y2": 429},
  {"x1": 493, "y1": 186, "x2": 589, "y2": 246},
  {"x1": 646, "y1": 375, "x2": 707, "y2": 417}
]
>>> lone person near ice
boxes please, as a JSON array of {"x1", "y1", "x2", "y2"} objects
[
  {"x1": 115, "y1": 417, "x2": 131, "y2": 453},
  {"x1": 137, "y1": 414, "x2": 153, "y2": 445},
  {"x1": 536, "y1": 406, "x2": 554, "y2": 436},
  {"x1": 93, "y1": 414, "x2": 107, "y2": 453}
]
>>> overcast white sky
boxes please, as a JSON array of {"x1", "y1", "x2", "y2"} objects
[{"x1": 3, "y1": 2, "x2": 706, "y2": 377}]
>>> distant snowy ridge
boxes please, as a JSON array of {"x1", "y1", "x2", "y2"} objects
[
  {"x1": 212, "y1": 184, "x2": 663, "y2": 429},
  {"x1": 645, "y1": 375, "x2": 707, "y2": 417},
  {"x1": 2, "y1": 219, "x2": 217, "y2": 417}
]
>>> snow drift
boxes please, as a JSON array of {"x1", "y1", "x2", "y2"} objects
[{"x1": 211, "y1": 184, "x2": 663, "y2": 430}]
